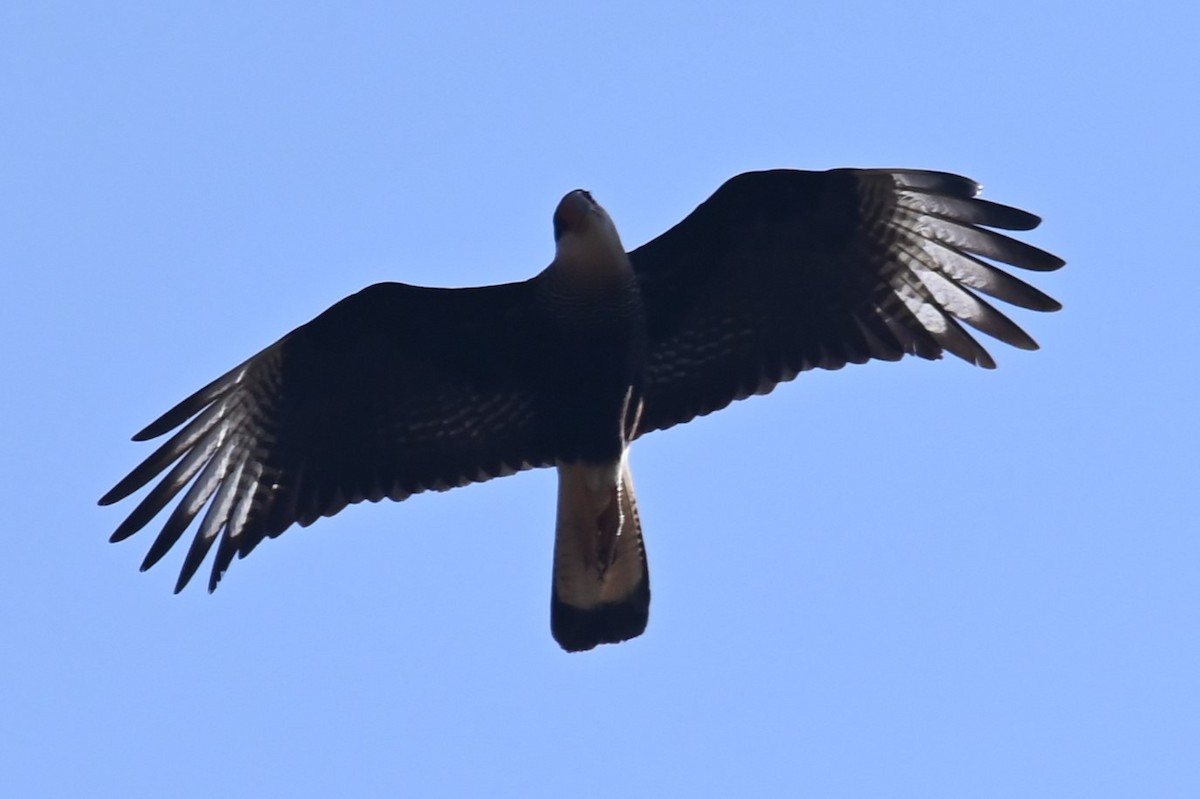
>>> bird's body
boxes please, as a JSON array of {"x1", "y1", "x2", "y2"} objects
[
  {"x1": 101, "y1": 168, "x2": 1064, "y2": 652},
  {"x1": 540, "y1": 190, "x2": 651, "y2": 649}
]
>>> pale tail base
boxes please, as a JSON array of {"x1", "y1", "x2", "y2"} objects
[{"x1": 550, "y1": 458, "x2": 650, "y2": 652}]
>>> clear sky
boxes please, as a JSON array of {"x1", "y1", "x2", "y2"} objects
[{"x1": 3, "y1": 1, "x2": 1197, "y2": 796}]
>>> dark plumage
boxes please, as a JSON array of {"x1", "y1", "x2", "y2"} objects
[{"x1": 101, "y1": 168, "x2": 1063, "y2": 651}]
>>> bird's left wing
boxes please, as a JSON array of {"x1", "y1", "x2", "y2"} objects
[
  {"x1": 629, "y1": 168, "x2": 1064, "y2": 435},
  {"x1": 101, "y1": 280, "x2": 556, "y2": 592}
]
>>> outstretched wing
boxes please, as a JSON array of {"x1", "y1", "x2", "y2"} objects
[
  {"x1": 101, "y1": 280, "x2": 556, "y2": 592},
  {"x1": 629, "y1": 168, "x2": 1064, "y2": 434}
]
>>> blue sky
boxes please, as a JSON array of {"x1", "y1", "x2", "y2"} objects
[{"x1": 3, "y1": 1, "x2": 1197, "y2": 796}]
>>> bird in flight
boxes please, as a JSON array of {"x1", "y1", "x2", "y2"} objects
[{"x1": 101, "y1": 168, "x2": 1063, "y2": 652}]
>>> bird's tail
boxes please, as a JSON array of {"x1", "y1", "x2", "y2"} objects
[{"x1": 550, "y1": 457, "x2": 650, "y2": 652}]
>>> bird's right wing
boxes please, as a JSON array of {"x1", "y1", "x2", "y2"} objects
[
  {"x1": 629, "y1": 168, "x2": 1065, "y2": 435},
  {"x1": 100, "y1": 280, "x2": 557, "y2": 592}
]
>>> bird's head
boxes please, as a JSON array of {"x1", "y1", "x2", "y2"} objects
[
  {"x1": 543, "y1": 189, "x2": 632, "y2": 294},
  {"x1": 553, "y1": 189, "x2": 604, "y2": 241},
  {"x1": 550, "y1": 188, "x2": 628, "y2": 266}
]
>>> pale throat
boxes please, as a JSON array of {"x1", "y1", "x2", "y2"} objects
[{"x1": 546, "y1": 224, "x2": 634, "y2": 295}]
